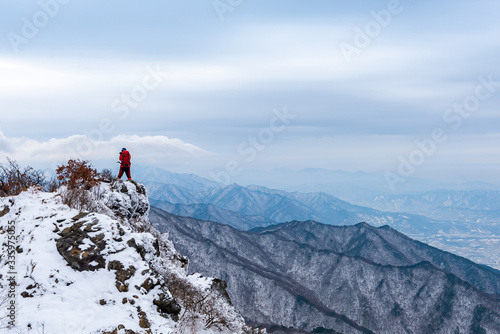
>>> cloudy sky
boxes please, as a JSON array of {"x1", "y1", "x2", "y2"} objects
[{"x1": 0, "y1": 0, "x2": 499, "y2": 186}]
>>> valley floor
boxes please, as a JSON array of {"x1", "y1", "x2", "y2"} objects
[{"x1": 411, "y1": 233, "x2": 500, "y2": 270}]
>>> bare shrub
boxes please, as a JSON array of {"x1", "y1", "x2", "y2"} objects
[
  {"x1": 99, "y1": 168, "x2": 114, "y2": 183},
  {"x1": 56, "y1": 159, "x2": 99, "y2": 190},
  {"x1": 166, "y1": 272, "x2": 231, "y2": 332},
  {"x1": 56, "y1": 160, "x2": 100, "y2": 211},
  {"x1": 45, "y1": 177, "x2": 63, "y2": 193},
  {"x1": 0, "y1": 157, "x2": 45, "y2": 197},
  {"x1": 59, "y1": 187, "x2": 95, "y2": 212}
]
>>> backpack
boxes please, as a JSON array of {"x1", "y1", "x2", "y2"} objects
[{"x1": 120, "y1": 150, "x2": 131, "y2": 166}]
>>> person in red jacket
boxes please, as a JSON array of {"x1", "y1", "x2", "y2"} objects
[{"x1": 117, "y1": 148, "x2": 132, "y2": 180}]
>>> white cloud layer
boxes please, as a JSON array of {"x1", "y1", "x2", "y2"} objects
[{"x1": 0, "y1": 130, "x2": 208, "y2": 168}]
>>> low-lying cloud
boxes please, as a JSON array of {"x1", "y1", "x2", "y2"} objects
[{"x1": 0, "y1": 130, "x2": 208, "y2": 168}]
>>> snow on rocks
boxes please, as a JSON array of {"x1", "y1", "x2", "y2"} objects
[
  {"x1": 0, "y1": 182, "x2": 251, "y2": 334},
  {"x1": 103, "y1": 181, "x2": 149, "y2": 220}
]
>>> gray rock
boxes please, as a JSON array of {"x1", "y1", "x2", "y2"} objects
[{"x1": 56, "y1": 219, "x2": 106, "y2": 271}]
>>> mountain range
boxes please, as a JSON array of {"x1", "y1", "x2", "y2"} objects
[
  {"x1": 147, "y1": 181, "x2": 468, "y2": 236},
  {"x1": 131, "y1": 166, "x2": 500, "y2": 269},
  {"x1": 150, "y1": 207, "x2": 500, "y2": 333}
]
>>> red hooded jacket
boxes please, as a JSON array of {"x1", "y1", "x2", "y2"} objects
[{"x1": 119, "y1": 150, "x2": 131, "y2": 167}]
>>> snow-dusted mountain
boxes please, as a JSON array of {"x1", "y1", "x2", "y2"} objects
[
  {"x1": 149, "y1": 199, "x2": 274, "y2": 231},
  {"x1": 134, "y1": 165, "x2": 222, "y2": 194},
  {"x1": 147, "y1": 183, "x2": 466, "y2": 236},
  {"x1": 0, "y1": 181, "x2": 255, "y2": 334},
  {"x1": 135, "y1": 167, "x2": 499, "y2": 228},
  {"x1": 150, "y1": 208, "x2": 500, "y2": 334},
  {"x1": 132, "y1": 166, "x2": 499, "y2": 268}
]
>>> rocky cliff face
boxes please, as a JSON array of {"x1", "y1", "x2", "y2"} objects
[
  {"x1": 0, "y1": 180, "x2": 254, "y2": 334},
  {"x1": 150, "y1": 208, "x2": 500, "y2": 334}
]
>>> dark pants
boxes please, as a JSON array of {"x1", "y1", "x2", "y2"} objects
[{"x1": 118, "y1": 166, "x2": 131, "y2": 179}]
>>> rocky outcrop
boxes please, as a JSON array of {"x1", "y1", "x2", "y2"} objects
[
  {"x1": 108, "y1": 260, "x2": 136, "y2": 292},
  {"x1": 0, "y1": 204, "x2": 9, "y2": 218},
  {"x1": 104, "y1": 180, "x2": 149, "y2": 220},
  {"x1": 211, "y1": 278, "x2": 233, "y2": 305},
  {"x1": 153, "y1": 292, "x2": 182, "y2": 316},
  {"x1": 56, "y1": 216, "x2": 107, "y2": 271}
]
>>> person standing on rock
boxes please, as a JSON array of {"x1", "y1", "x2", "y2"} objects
[{"x1": 117, "y1": 148, "x2": 132, "y2": 180}]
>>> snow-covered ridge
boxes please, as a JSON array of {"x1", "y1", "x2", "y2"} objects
[{"x1": 0, "y1": 180, "x2": 252, "y2": 334}]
